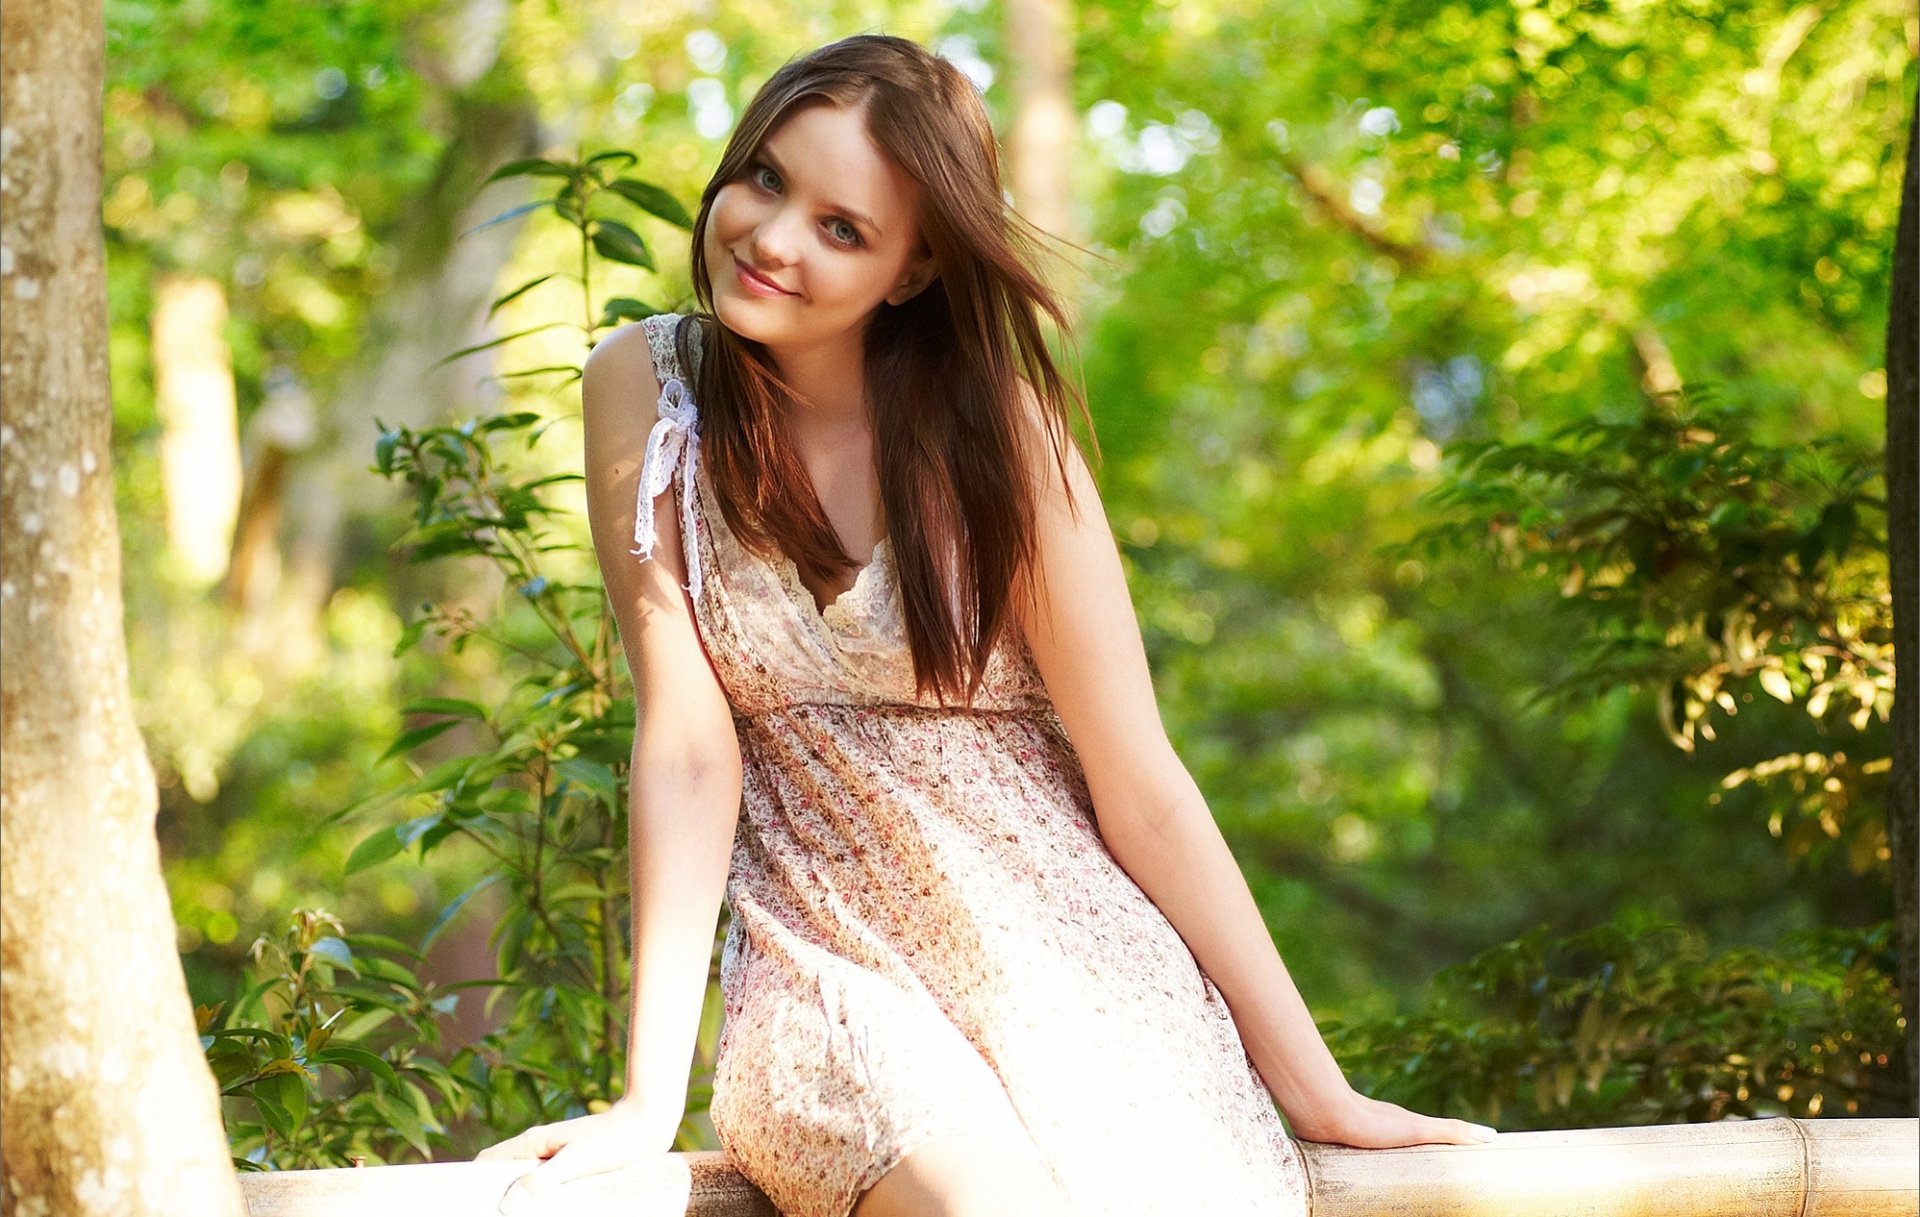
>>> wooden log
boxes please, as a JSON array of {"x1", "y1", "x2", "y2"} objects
[
  {"x1": 238, "y1": 1152, "x2": 775, "y2": 1217},
  {"x1": 1299, "y1": 1117, "x2": 1918, "y2": 1217},
  {"x1": 236, "y1": 1118, "x2": 1918, "y2": 1217}
]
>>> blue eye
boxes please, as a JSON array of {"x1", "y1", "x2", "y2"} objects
[{"x1": 747, "y1": 159, "x2": 862, "y2": 248}]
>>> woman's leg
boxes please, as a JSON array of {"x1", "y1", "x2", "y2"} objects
[{"x1": 850, "y1": 1130, "x2": 1074, "y2": 1217}]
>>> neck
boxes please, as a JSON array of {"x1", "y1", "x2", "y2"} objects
[{"x1": 764, "y1": 324, "x2": 871, "y2": 435}]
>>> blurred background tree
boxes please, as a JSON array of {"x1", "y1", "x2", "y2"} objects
[{"x1": 95, "y1": 0, "x2": 1916, "y2": 1161}]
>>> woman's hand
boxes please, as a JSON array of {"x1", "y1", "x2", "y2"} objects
[
  {"x1": 1290, "y1": 1091, "x2": 1498, "y2": 1149},
  {"x1": 475, "y1": 1099, "x2": 680, "y2": 1213}
]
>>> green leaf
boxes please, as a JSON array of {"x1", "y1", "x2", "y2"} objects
[
  {"x1": 253, "y1": 1056, "x2": 313, "y2": 1081},
  {"x1": 410, "y1": 755, "x2": 481, "y2": 796},
  {"x1": 545, "y1": 881, "x2": 615, "y2": 905},
  {"x1": 433, "y1": 323, "x2": 566, "y2": 368},
  {"x1": 474, "y1": 411, "x2": 545, "y2": 433},
  {"x1": 484, "y1": 157, "x2": 574, "y2": 184},
  {"x1": 378, "y1": 719, "x2": 461, "y2": 763},
  {"x1": 396, "y1": 520, "x2": 488, "y2": 561},
  {"x1": 411, "y1": 1058, "x2": 470, "y2": 1111},
  {"x1": 209, "y1": 1047, "x2": 259, "y2": 1090},
  {"x1": 584, "y1": 149, "x2": 638, "y2": 172},
  {"x1": 459, "y1": 199, "x2": 552, "y2": 241},
  {"x1": 253, "y1": 1086, "x2": 294, "y2": 1140},
  {"x1": 373, "y1": 428, "x2": 403, "y2": 475},
  {"x1": 498, "y1": 365, "x2": 583, "y2": 381},
  {"x1": 420, "y1": 874, "x2": 501, "y2": 954},
  {"x1": 604, "y1": 178, "x2": 694, "y2": 228},
  {"x1": 392, "y1": 616, "x2": 429, "y2": 658},
  {"x1": 269, "y1": 1069, "x2": 309, "y2": 1131},
  {"x1": 337, "y1": 1007, "x2": 397, "y2": 1041},
  {"x1": 377, "y1": 1089, "x2": 430, "y2": 1157},
  {"x1": 553, "y1": 758, "x2": 619, "y2": 806},
  {"x1": 311, "y1": 1046, "x2": 400, "y2": 1090},
  {"x1": 476, "y1": 787, "x2": 534, "y2": 818},
  {"x1": 230, "y1": 976, "x2": 285, "y2": 1024},
  {"x1": 486, "y1": 273, "x2": 557, "y2": 319},
  {"x1": 338, "y1": 956, "x2": 419, "y2": 989},
  {"x1": 397, "y1": 812, "x2": 446, "y2": 851},
  {"x1": 495, "y1": 910, "x2": 535, "y2": 975},
  {"x1": 589, "y1": 219, "x2": 654, "y2": 269},
  {"x1": 306, "y1": 936, "x2": 358, "y2": 975},
  {"x1": 204, "y1": 1024, "x2": 285, "y2": 1047},
  {"x1": 402, "y1": 697, "x2": 490, "y2": 721},
  {"x1": 404, "y1": 1078, "x2": 444, "y2": 1134},
  {"x1": 598, "y1": 296, "x2": 662, "y2": 328},
  {"x1": 416, "y1": 817, "x2": 461, "y2": 857},
  {"x1": 343, "y1": 931, "x2": 426, "y2": 961},
  {"x1": 345, "y1": 825, "x2": 406, "y2": 876},
  {"x1": 531, "y1": 681, "x2": 587, "y2": 710}
]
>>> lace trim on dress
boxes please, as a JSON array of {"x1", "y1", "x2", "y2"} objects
[
  {"x1": 814, "y1": 538, "x2": 893, "y2": 635},
  {"x1": 630, "y1": 373, "x2": 705, "y2": 604}
]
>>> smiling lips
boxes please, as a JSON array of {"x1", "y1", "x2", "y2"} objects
[{"x1": 734, "y1": 255, "x2": 794, "y2": 297}]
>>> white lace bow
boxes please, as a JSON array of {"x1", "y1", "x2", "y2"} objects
[{"x1": 630, "y1": 375, "x2": 704, "y2": 603}]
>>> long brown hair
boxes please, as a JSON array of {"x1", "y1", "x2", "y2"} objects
[{"x1": 680, "y1": 33, "x2": 1098, "y2": 706}]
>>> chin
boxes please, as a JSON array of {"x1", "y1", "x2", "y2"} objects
[{"x1": 712, "y1": 294, "x2": 785, "y2": 344}]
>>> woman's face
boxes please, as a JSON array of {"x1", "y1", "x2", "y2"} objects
[{"x1": 704, "y1": 101, "x2": 938, "y2": 353}]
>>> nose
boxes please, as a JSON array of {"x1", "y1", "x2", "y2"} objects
[{"x1": 749, "y1": 205, "x2": 805, "y2": 268}]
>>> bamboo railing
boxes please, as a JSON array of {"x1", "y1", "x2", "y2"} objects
[{"x1": 237, "y1": 1116, "x2": 1919, "y2": 1217}]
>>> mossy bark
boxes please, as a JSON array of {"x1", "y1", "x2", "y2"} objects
[{"x1": 0, "y1": 0, "x2": 246, "y2": 1211}]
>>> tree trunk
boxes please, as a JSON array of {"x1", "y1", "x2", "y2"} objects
[
  {"x1": 223, "y1": 364, "x2": 317, "y2": 618},
  {"x1": 1003, "y1": 0, "x2": 1080, "y2": 320},
  {"x1": 0, "y1": 0, "x2": 246, "y2": 1212},
  {"x1": 1882, "y1": 89, "x2": 1918, "y2": 1119},
  {"x1": 270, "y1": 90, "x2": 540, "y2": 655},
  {"x1": 152, "y1": 272, "x2": 243, "y2": 584}
]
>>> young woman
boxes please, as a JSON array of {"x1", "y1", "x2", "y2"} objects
[{"x1": 479, "y1": 33, "x2": 1495, "y2": 1217}]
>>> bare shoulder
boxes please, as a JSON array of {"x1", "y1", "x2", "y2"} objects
[
  {"x1": 581, "y1": 315, "x2": 681, "y2": 592},
  {"x1": 1009, "y1": 376, "x2": 1109, "y2": 620},
  {"x1": 1007, "y1": 374, "x2": 1185, "y2": 834},
  {"x1": 580, "y1": 318, "x2": 735, "y2": 767},
  {"x1": 1011, "y1": 375, "x2": 1099, "y2": 514},
  {"x1": 582, "y1": 319, "x2": 665, "y2": 425},
  {"x1": 581, "y1": 321, "x2": 667, "y2": 537}
]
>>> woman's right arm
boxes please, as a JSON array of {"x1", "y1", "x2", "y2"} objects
[{"x1": 477, "y1": 322, "x2": 742, "y2": 1193}]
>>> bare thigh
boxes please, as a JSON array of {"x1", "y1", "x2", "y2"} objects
[{"x1": 850, "y1": 1130, "x2": 1074, "y2": 1217}]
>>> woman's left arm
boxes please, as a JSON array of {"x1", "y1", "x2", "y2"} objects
[{"x1": 1009, "y1": 394, "x2": 1493, "y2": 1149}]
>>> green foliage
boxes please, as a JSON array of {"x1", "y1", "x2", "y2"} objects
[
  {"x1": 1063, "y1": 0, "x2": 1907, "y2": 1013},
  {"x1": 362, "y1": 402, "x2": 638, "y2": 1119},
  {"x1": 151, "y1": 0, "x2": 1908, "y2": 1157},
  {"x1": 1401, "y1": 388, "x2": 1888, "y2": 737},
  {"x1": 206, "y1": 149, "x2": 718, "y2": 1159},
  {"x1": 1327, "y1": 911, "x2": 1906, "y2": 1127},
  {"x1": 1396, "y1": 386, "x2": 1893, "y2": 871},
  {"x1": 208, "y1": 909, "x2": 465, "y2": 1168},
  {"x1": 466, "y1": 148, "x2": 694, "y2": 354},
  {"x1": 103, "y1": 0, "x2": 444, "y2": 406}
]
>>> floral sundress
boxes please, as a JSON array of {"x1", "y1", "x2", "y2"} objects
[{"x1": 634, "y1": 312, "x2": 1310, "y2": 1217}]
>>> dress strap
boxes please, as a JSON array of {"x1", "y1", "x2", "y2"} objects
[{"x1": 630, "y1": 316, "x2": 706, "y2": 604}]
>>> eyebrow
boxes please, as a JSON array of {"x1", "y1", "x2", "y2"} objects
[{"x1": 758, "y1": 146, "x2": 884, "y2": 239}]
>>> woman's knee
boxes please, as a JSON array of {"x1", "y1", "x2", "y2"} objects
[{"x1": 851, "y1": 1129, "x2": 1073, "y2": 1217}]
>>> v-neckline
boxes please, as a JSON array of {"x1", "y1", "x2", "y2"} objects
[
  {"x1": 685, "y1": 446, "x2": 891, "y2": 637},
  {"x1": 777, "y1": 537, "x2": 890, "y2": 624}
]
